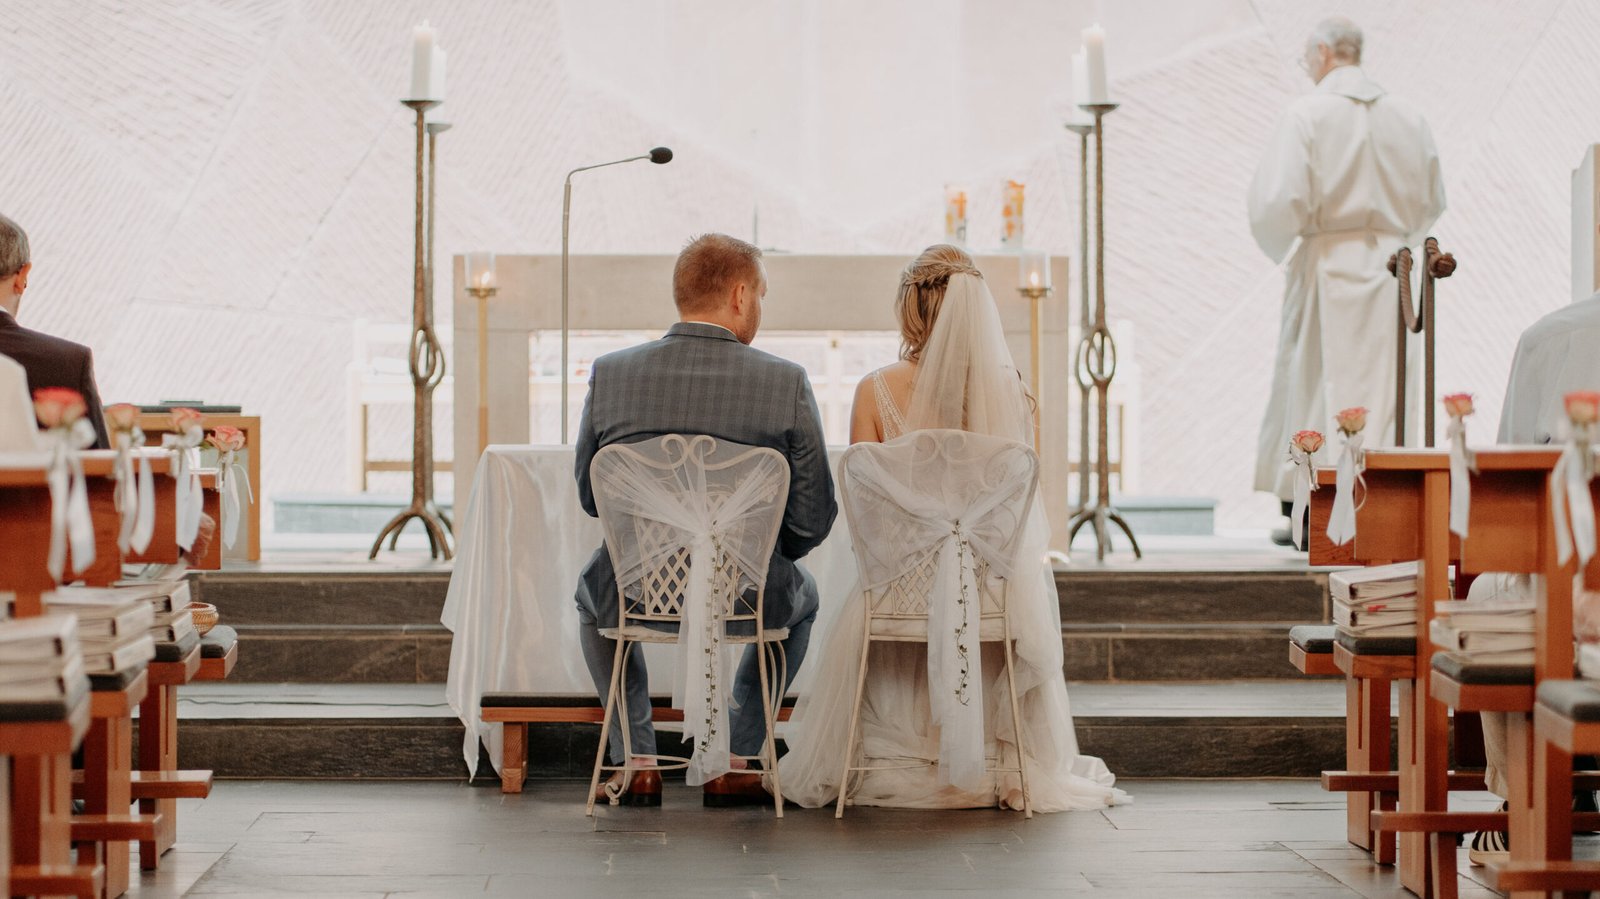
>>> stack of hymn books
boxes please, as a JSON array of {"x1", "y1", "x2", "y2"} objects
[
  {"x1": 0, "y1": 613, "x2": 91, "y2": 717},
  {"x1": 44, "y1": 588, "x2": 157, "y2": 676},
  {"x1": 1429, "y1": 599, "x2": 1536, "y2": 664},
  {"x1": 112, "y1": 576, "x2": 198, "y2": 647},
  {"x1": 1331, "y1": 562, "x2": 1420, "y2": 637}
]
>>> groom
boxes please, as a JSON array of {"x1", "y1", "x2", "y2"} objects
[{"x1": 573, "y1": 233, "x2": 836, "y2": 806}]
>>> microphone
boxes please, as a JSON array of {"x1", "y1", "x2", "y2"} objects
[{"x1": 560, "y1": 148, "x2": 674, "y2": 442}]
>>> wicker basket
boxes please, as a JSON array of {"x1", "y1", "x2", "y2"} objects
[{"x1": 185, "y1": 601, "x2": 219, "y2": 636}]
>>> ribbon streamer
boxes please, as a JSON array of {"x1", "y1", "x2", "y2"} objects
[
  {"x1": 217, "y1": 447, "x2": 254, "y2": 550},
  {"x1": 1447, "y1": 417, "x2": 1476, "y2": 539},
  {"x1": 1290, "y1": 451, "x2": 1316, "y2": 549},
  {"x1": 675, "y1": 533, "x2": 730, "y2": 787},
  {"x1": 1326, "y1": 433, "x2": 1364, "y2": 546},
  {"x1": 44, "y1": 419, "x2": 97, "y2": 582},
  {"x1": 1553, "y1": 432, "x2": 1596, "y2": 567},
  {"x1": 927, "y1": 522, "x2": 985, "y2": 792},
  {"x1": 114, "y1": 429, "x2": 156, "y2": 554},
  {"x1": 163, "y1": 431, "x2": 205, "y2": 552}
]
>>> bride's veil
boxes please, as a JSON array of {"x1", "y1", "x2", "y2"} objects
[{"x1": 904, "y1": 271, "x2": 1033, "y2": 446}]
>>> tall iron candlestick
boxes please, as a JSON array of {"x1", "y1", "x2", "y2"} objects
[
  {"x1": 1388, "y1": 237, "x2": 1457, "y2": 447},
  {"x1": 371, "y1": 99, "x2": 454, "y2": 560},
  {"x1": 1066, "y1": 103, "x2": 1141, "y2": 561},
  {"x1": 1065, "y1": 121, "x2": 1094, "y2": 518}
]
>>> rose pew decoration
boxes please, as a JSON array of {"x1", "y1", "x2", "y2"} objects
[
  {"x1": 162, "y1": 407, "x2": 206, "y2": 552},
  {"x1": 1442, "y1": 393, "x2": 1478, "y2": 539},
  {"x1": 1326, "y1": 406, "x2": 1368, "y2": 546},
  {"x1": 206, "y1": 425, "x2": 252, "y2": 551},
  {"x1": 104, "y1": 403, "x2": 156, "y2": 555},
  {"x1": 1288, "y1": 429, "x2": 1325, "y2": 549},
  {"x1": 33, "y1": 388, "x2": 96, "y2": 581},
  {"x1": 1553, "y1": 391, "x2": 1600, "y2": 567}
]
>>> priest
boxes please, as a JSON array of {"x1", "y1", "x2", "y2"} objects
[{"x1": 1248, "y1": 17, "x2": 1446, "y2": 544}]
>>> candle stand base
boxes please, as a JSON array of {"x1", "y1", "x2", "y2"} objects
[{"x1": 1066, "y1": 504, "x2": 1142, "y2": 562}]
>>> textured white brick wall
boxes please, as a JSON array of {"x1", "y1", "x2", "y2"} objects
[{"x1": 1, "y1": 0, "x2": 1590, "y2": 530}]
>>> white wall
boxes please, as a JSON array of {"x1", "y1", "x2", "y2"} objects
[{"x1": 2, "y1": 0, "x2": 1595, "y2": 529}]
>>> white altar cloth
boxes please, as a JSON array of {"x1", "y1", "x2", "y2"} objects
[{"x1": 442, "y1": 444, "x2": 856, "y2": 776}]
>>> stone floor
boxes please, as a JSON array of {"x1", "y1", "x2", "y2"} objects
[{"x1": 119, "y1": 779, "x2": 1537, "y2": 897}]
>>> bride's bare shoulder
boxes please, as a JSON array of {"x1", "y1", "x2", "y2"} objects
[{"x1": 869, "y1": 360, "x2": 917, "y2": 388}]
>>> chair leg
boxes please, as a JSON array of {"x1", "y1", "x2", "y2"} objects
[
  {"x1": 1001, "y1": 628, "x2": 1032, "y2": 819},
  {"x1": 757, "y1": 640, "x2": 783, "y2": 818},
  {"x1": 500, "y1": 723, "x2": 526, "y2": 794},
  {"x1": 835, "y1": 623, "x2": 873, "y2": 819},
  {"x1": 587, "y1": 635, "x2": 628, "y2": 816}
]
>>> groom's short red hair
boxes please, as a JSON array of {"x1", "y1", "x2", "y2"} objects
[{"x1": 674, "y1": 233, "x2": 763, "y2": 314}]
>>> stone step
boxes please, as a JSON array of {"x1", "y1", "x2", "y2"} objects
[
  {"x1": 1056, "y1": 570, "x2": 1327, "y2": 625},
  {"x1": 166, "y1": 682, "x2": 1350, "y2": 780},
  {"x1": 223, "y1": 625, "x2": 452, "y2": 684},
  {"x1": 190, "y1": 569, "x2": 451, "y2": 626}
]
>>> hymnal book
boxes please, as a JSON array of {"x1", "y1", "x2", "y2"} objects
[
  {"x1": 1429, "y1": 618, "x2": 1537, "y2": 654},
  {"x1": 0, "y1": 614, "x2": 80, "y2": 664},
  {"x1": 111, "y1": 576, "x2": 191, "y2": 614},
  {"x1": 1431, "y1": 600, "x2": 1536, "y2": 632},
  {"x1": 148, "y1": 607, "x2": 198, "y2": 644},
  {"x1": 81, "y1": 633, "x2": 156, "y2": 675},
  {"x1": 1329, "y1": 562, "x2": 1420, "y2": 602},
  {"x1": 46, "y1": 590, "x2": 155, "y2": 640},
  {"x1": 1334, "y1": 602, "x2": 1417, "y2": 630},
  {"x1": 0, "y1": 653, "x2": 88, "y2": 704}
]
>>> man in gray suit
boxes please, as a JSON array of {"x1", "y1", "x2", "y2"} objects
[{"x1": 574, "y1": 233, "x2": 836, "y2": 806}]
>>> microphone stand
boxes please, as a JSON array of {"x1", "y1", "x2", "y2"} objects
[{"x1": 560, "y1": 154, "x2": 652, "y2": 443}]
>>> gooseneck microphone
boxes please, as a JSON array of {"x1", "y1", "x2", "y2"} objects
[{"x1": 560, "y1": 147, "x2": 674, "y2": 443}]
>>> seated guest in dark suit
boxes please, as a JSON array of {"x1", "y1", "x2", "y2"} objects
[
  {"x1": 574, "y1": 233, "x2": 837, "y2": 806},
  {"x1": 0, "y1": 213, "x2": 109, "y2": 449}
]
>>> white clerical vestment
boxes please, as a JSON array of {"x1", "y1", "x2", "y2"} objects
[
  {"x1": 1497, "y1": 293, "x2": 1600, "y2": 444},
  {"x1": 0, "y1": 352, "x2": 42, "y2": 451},
  {"x1": 1249, "y1": 65, "x2": 1446, "y2": 498}
]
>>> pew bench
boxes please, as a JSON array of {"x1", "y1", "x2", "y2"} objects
[
  {"x1": 2, "y1": 698, "x2": 98, "y2": 898},
  {"x1": 77, "y1": 666, "x2": 159, "y2": 898},
  {"x1": 481, "y1": 694, "x2": 797, "y2": 794},
  {"x1": 1489, "y1": 680, "x2": 1600, "y2": 892},
  {"x1": 1289, "y1": 624, "x2": 1338, "y2": 677}
]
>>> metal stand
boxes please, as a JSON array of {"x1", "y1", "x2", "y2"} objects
[
  {"x1": 1388, "y1": 237, "x2": 1456, "y2": 447},
  {"x1": 1019, "y1": 285, "x2": 1050, "y2": 455},
  {"x1": 1066, "y1": 103, "x2": 1141, "y2": 561},
  {"x1": 371, "y1": 100, "x2": 454, "y2": 560},
  {"x1": 1064, "y1": 122, "x2": 1094, "y2": 519}
]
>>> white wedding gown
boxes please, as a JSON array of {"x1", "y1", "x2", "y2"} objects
[{"x1": 775, "y1": 274, "x2": 1127, "y2": 812}]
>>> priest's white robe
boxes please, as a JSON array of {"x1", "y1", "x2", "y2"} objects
[
  {"x1": 0, "y1": 353, "x2": 41, "y2": 451},
  {"x1": 1497, "y1": 292, "x2": 1600, "y2": 444},
  {"x1": 1250, "y1": 65, "x2": 1445, "y2": 499}
]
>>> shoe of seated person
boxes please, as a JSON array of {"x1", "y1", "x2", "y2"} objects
[
  {"x1": 703, "y1": 770, "x2": 769, "y2": 808},
  {"x1": 1270, "y1": 526, "x2": 1295, "y2": 547},
  {"x1": 1467, "y1": 803, "x2": 1509, "y2": 867},
  {"x1": 593, "y1": 769, "x2": 662, "y2": 807}
]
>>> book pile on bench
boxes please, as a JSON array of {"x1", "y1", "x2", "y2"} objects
[
  {"x1": 1429, "y1": 599, "x2": 1535, "y2": 664},
  {"x1": 43, "y1": 588, "x2": 157, "y2": 679},
  {"x1": 113, "y1": 576, "x2": 198, "y2": 649},
  {"x1": 0, "y1": 613, "x2": 90, "y2": 719},
  {"x1": 1331, "y1": 562, "x2": 1420, "y2": 637}
]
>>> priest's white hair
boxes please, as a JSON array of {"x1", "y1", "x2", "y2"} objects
[
  {"x1": 0, "y1": 214, "x2": 27, "y2": 279},
  {"x1": 1309, "y1": 17, "x2": 1362, "y2": 64}
]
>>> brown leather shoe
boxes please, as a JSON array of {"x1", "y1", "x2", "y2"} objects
[
  {"x1": 702, "y1": 771, "x2": 770, "y2": 808},
  {"x1": 593, "y1": 769, "x2": 662, "y2": 807}
]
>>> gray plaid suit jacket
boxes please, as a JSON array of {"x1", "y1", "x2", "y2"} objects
[{"x1": 573, "y1": 321, "x2": 837, "y2": 628}]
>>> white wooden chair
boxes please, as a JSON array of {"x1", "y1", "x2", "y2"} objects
[
  {"x1": 587, "y1": 434, "x2": 790, "y2": 816},
  {"x1": 834, "y1": 428, "x2": 1040, "y2": 817}
]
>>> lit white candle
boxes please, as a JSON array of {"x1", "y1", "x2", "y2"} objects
[
  {"x1": 410, "y1": 21, "x2": 435, "y2": 100},
  {"x1": 1068, "y1": 50, "x2": 1094, "y2": 126},
  {"x1": 1082, "y1": 24, "x2": 1110, "y2": 104}
]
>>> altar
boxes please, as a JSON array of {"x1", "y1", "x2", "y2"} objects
[{"x1": 449, "y1": 253, "x2": 1075, "y2": 547}]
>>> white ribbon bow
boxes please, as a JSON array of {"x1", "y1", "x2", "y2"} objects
[
  {"x1": 1553, "y1": 429, "x2": 1597, "y2": 568},
  {"x1": 113, "y1": 429, "x2": 156, "y2": 555},
  {"x1": 45, "y1": 419, "x2": 97, "y2": 582},
  {"x1": 675, "y1": 533, "x2": 731, "y2": 787},
  {"x1": 927, "y1": 520, "x2": 986, "y2": 792},
  {"x1": 1447, "y1": 416, "x2": 1477, "y2": 539},
  {"x1": 163, "y1": 428, "x2": 205, "y2": 552},
  {"x1": 1327, "y1": 432, "x2": 1364, "y2": 546},
  {"x1": 217, "y1": 447, "x2": 253, "y2": 550},
  {"x1": 1290, "y1": 450, "x2": 1317, "y2": 550}
]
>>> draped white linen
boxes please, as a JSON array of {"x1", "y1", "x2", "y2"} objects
[
  {"x1": 588, "y1": 435, "x2": 789, "y2": 786},
  {"x1": 113, "y1": 430, "x2": 156, "y2": 555},
  {"x1": 441, "y1": 445, "x2": 857, "y2": 777},
  {"x1": 0, "y1": 354, "x2": 40, "y2": 452}
]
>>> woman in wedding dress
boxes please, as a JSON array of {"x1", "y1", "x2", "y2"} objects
[{"x1": 776, "y1": 245, "x2": 1128, "y2": 812}]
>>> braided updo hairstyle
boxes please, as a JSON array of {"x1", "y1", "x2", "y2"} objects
[{"x1": 895, "y1": 244, "x2": 981, "y2": 362}]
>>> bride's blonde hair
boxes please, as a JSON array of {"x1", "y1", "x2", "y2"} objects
[{"x1": 895, "y1": 244, "x2": 981, "y2": 362}]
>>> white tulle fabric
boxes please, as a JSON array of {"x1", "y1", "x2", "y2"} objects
[
  {"x1": 43, "y1": 420, "x2": 97, "y2": 582},
  {"x1": 217, "y1": 447, "x2": 254, "y2": 550},
  {"x1": 778, "y1": 271, "x2": 1127, "y2": 811},
  {"x1": 589, "y1": 434, "x2": 789, "y2": 786}
]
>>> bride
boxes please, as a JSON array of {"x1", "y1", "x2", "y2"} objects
[{"x1": 776, "y1": 244, "x2": 1127, "y2": 812}]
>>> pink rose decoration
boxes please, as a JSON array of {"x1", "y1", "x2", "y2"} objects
[
  {"x1": 32, "y1": 388, "x2": 86, "y2": 430},
  {"x1": 1442, "y1": 393, "x2": 1474, "y2": 418},
  {"x1": 1291, "y1": 430, "x2": 1325, "y2": 455},
  {"x1": 1567, "y1": 391, "x2": 1600, "y2": 427},
  {"x1": 104, "y1": 403, "x2": 141, "y2": 433},
  {"x1": 169, "y1": 407, "x2": 204, "y2": 433},
  {"x1": 1334, "y1": 406, "x2": 1368, "y2": 436},
  {"x1": 208, "y1": 425, "x2": 246, "y2": 454}
]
